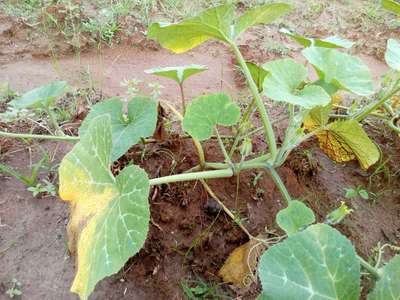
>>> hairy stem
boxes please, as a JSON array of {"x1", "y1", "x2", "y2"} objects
[
  {"x1": 264, "y1": 164, "x2": 292, "y2": 205},
  {"x1": 0, "y1": 130, "x2": 79, "y2": 142},
  {"x1": 231, "y1": 43, "x2": 277, "y2": 160},
  {"x1": 358, "y1": 256, "x2": 381, "y2": 279}
]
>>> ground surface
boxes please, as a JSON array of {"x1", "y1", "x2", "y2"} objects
[{"x1": 0, "y1": 1, "x2": 400, "y2": 300}]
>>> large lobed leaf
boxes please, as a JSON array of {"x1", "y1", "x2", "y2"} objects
[
  {"x1": 303, "y1": 47, "x2": 374, "y2": 96},
  {"x1": 59, "y1": 115, "x2": 150, "y2": 300},
  {"x1": 11, "y1": 81, "x2": 67, "y2": 109},
  {"x1": 280, "y1": 28, "x2": 354, "y2": 49},
  {"x1": 382, "y1": 0, "x2": 400, "y2": 15},
  {"x1": 183, "y1": 93, "x2": 240, "y2": 140},
  {"x1": 148, "y1": 4, "x2": 291, "y2": 53},
  {"x1": 259, "y1": 224, "x2": 361, "y2": 300},
  {"x1": 80, "y1": 97, "x2": 157, "y2": 162},
  {"x1": 385, "y1": 39, "x2": 400, "y2": 71},
  {"x1": 368, "y1": 255, "x2": 400, "y2": 300},
  {"x1": 145, "y1": 64, "x2": 208, "y2": 84},
  {"x1": 276, "y1": 200, "x2": 315, "y2": 236},
  {"x1": 263, "y1": 58, "x2": 331, "y2": 109}
]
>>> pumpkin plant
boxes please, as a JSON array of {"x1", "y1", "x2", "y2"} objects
[{"x1": 0, "y1": 3, "x2": 399, "y2": 300}]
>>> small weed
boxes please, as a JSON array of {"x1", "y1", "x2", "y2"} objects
[
  {"x1": 180, "y1": 279, "x2": 221, "y2": 300},
  {"x1": 27, "y1": 179, "x2": 57, "y2": 197},
  {"x1": 344, "y1": 186, "x2": 370, "y2": 201},
  {"x1": 5, "y1": 278, "x2": 22, "y2": 299}
]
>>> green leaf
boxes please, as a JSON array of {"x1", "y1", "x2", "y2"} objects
[
  {"x1": 325, "y1": 201, "x2": 353, "y2": 225},
  {"x1": 80, "y1": 97, "x2": 157, "y2": 161},
  {"x1": 148, "y1": 5, "x2": 235, "y2": 53},
  {"x1": 246, "y1": 62, "x2": 269, "y2": 92},
  {"x1": 368, "y1": 255, "x2": 400, "y2": 300},
  {"x1": 145, "y1": 64, "x2": 208, "y2": 84},
  {"x1": 59, "y1": 115, "x2": 150, "y2": 300},
  {"x1": 280, "y1": 28, "x2": 353, "y2": 49},
  {"x1": 183, "y1": 93, "x2": 240, "y2": 140},
  {"x1": 382, "y1": 0, "x2": 400, "y2": 15},
  {"x1": 234, "y1": 3, "x2": 292, "y2": 38},
  {"x1": 276, "y1": 200, "x2": 315, "y2": 236},
  {"x1": 385, "y1": 39, "x2": 400, "y2": 71},
  {"x1": 147, "y1": 4, "x2": 291, "y2": 53},
  {"x1": 263, "y1": 58, "x2": 331, "y2": 108},
  {"x1": 259, "y1": 224, "x2": 361, "y2": 300},
  {"x1": 11, "y1": 81, "x2": 67, "y2": 109},
  {"x1": 302, "y1": 47, "x2": 374, "y2": 96},
  {"x1": 317, "y1": 120, "x2": 380, "y2": 170}
]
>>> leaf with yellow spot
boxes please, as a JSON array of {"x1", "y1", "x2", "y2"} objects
[
  {"x1": 59, "y1": 115, "x2": 150, "y2": 300},
  {"x1": 315, "y1": 120, "x2": 380, "y2": 170},
  {"x1": 303, "y1": 103, "x2": 332, "y2": 131},
  {"x1": 219, "y1": 238, "x2": 266, "y2": 288}
]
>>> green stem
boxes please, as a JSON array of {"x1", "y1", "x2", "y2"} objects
[
  {"x1": 231, "y1": 43, "x2": 278, "y2": 160},
  {"x1": 215, "y1": 127, "x2": 231, "y2": 164},
  {"x1": 358, "y1": 255, "x2": 381, "y2": 279},
  {"x1": 45, "y1": 107, "x2": 64, "y2": 135},
  {"x1": 178, "y1": 83, "x2": 186, "y2": 115},
  {"x1": 149, "y1": 168, "x2": 234, "y2": 186},
  {"x1": 264, "y1": 164, "x2": 292, "y2": 205},
  {"x1": 353, "y1": 86, "x2": 400, "y2": 122},
  {"x1": 0, "y1": 130, "x2": 79, "y2": 142}
]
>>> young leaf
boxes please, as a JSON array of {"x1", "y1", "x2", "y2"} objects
[
  {"x1": 59, "y1": 115, "x2": 150, "y2": 300},
  {"x1": 276, "y1": 200, "x2": 315, "y2": 236},
  {"x1": 234, "y1": 3, "x2": 292, "y2": 38},
  {"x1": 280, "y1": 28, "x2": 353, "y2": 49},
  {"x1": 302, "y1": 47, "x2": 374, "y2": 96},
  {"x1": 262, "y1": 58, "x2": 331, "y2": 108},
  {"x1": 316, "y1": 120, "x2": 380, "y2": 170},
  {"x1": 148, "y1": 5, "x2": 235, "y2": 53},
  {"x1": 325, "y1": 202, "x2": 353, "y2": 225},
  {"x1": 259, "y1": 224, "x2": 361, "y2": 300},
  {"x1": 246, "y1": 62, "x2": 269, "y2": 92},
  {"x1": 385, "y1": 39, "x2": 400, "y2": 71},
  {"x1": 79, "y1": 97, "x2": 157, "y2": 161},
  {"x1": 183, "y1": 93, "x2": 240, "y2": 140},
  {"x1": 10, "y1": 81, "x2": 67, "y2": 109},
  {"x1": 368, "y1": 255, "x2": 400, "y2": 300},
  {"x1": 145, "y1": 65, "x2": 208, "y2": 84},
  {"x1": 382, "y1": 0, "x2": 400, "y2": 15}
]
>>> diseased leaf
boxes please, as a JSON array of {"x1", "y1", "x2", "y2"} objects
[
  {"x1": 263, "y1": 58, "x2": 331, "y2": 108},
  {"x1": 281, "y1": 28, "x2": 353, "y2": 49},
  {"x1": 234, "y1": 3, "x2": 291, "y2": 38},
  {"x1": 80, "y1": 97, "x2": 157, "y2": 161},
  {"x1": 219, "y1": 238, "x2": 266, "y2": 288},
  {"x1": 148, "y1": 5, "x2": 235, "y2": 53},
  {"x1": 316, "y1": 120, "x2": 380, "y2": 170},
  {"x1": 368, "y1": 255, "x2": 400, "y2": 300},
  {"x1": 385, "y1": 39, "x2": 400, "y2": 71},
  {"x1": 183, "y1": 93, "x2": 240, "y2": 140},
  {"x1": 59, "y1": 115, "x2": 150, "y2": 300},
  {"x1": 259, "y1": 224, "x2": 361, "y2": 300},
  {"x1": 11, "y1": 81, "x2": 67, "y2": 109},
  {"x1": 303, "y1": 103, "x2": 332, "y2": 131},
  {"x1": 145, "y1": 64, "x2": 208, "y2": 84},
  {"x1": 246, "y1": 62, "x2": 269, "y2": 92},
  {"x1": 276, "y1": 200, "x2": 315, "y2": 236},
  {"x1": 382, "y1": 0, "x2": 400, "y2": 15},
  {"x1": 148, "y1": 4, "x2": 291, "y2": 53},
  {"x1": 303, "y1": 47, "x2": 374, "y2": 96}
]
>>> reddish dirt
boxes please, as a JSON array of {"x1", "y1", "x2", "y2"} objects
[{"x1": 1, "y1": 4, "x2": 400, "y2": 300}]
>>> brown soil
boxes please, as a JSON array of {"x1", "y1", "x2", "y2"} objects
[{"x1": 1, "y1": 3, "x2": 400, "y2": 300}]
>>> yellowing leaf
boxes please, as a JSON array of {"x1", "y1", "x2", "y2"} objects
[
  {"x1": 59, "y1": 115, "x2": 150, "y2": 300},
  {"x1": 303, "y1": 104, "x2": 331, "y2": 131},
  {"x1": 219, "y1": 239, "x2": 266, "y2": 288},
  {"x1": 316, "y1": 120, "x2": 380, "y2": 170}
]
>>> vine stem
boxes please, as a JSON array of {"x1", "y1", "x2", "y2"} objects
[
  {"x1": 357, "y1": 256, "x2": 381, "y2": 279},
  {"x1": 45, "y1": 107, "x2": 64, "y2": 136},
  {"x1": 178, "y1": 83, "x2": 186, "y2": 115},
  {"x1": 264, "y1": 164, "x2": 292, "y2": 205},
  {"x1": 230, "y1": 43, "x2": 277, "y2": 161},
  {"x1": 0, "y1": 130, "x2": 79, "y2": 142}
]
